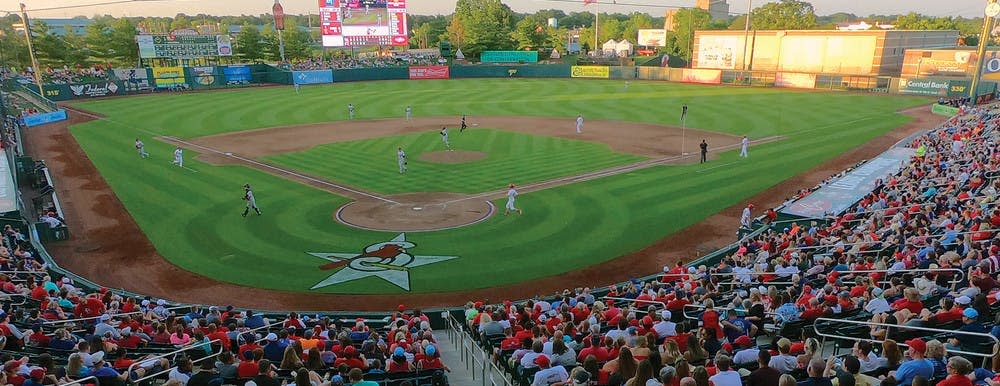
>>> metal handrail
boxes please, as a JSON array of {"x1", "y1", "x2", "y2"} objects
[
  {"x1": 59, "y1": 376, "x2": 96, "y2": 386},
  {"x1": 43, "y1": 305, "x2": 189, "y2": 325},
  {"x1": 0, "y1": 270, "x2": 48, "y2": 275},
  {"x1": 718, "y1": 267, "x2": 966, "y2": 290},
  {"x1": 811, "y1": 317, "x2": 999, "y2": 367},
  {"x1": 681, "y1": 304, "x2": 780, "y2": 321},
  {"x1": 790, "y1": 228, "x2": 997, "y2": 251},
  {"x1": 446, "y1": 312, "x2": 514, "y2": 386},
  {"x1": 600, "y1": 296, "x2": 666, "y2": 310},
  {"x1": 127, "y1": 338, "x2": 222, "y2": 383}
]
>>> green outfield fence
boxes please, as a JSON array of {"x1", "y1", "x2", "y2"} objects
[{"x1": 24, "y1": 63, "x2": 1000, "y2": 101}]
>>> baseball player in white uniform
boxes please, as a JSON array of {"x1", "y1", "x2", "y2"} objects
[
  {"x1": 405, "y1": 106, "x2": 412, "y2": 121},
  {"x1": 576, "y1": 114, "x2": 584, "y2": 134},
  {"x1": 504, "y1": 183, "x2": 522, "y2": 216},
  {"x1": 294, "y1": 83, "x2": 301, "y2": 94},
  {"x1": 172, "y1": 147, "x2": 183, "y2": 167},
  {"x1": 242, "y1": 184, "x2": 261, "y2": 217},
  {"x1": 740, "y1": 204, "x2": 753, "y2": 228},
  {"x1": 348, "y1": 104, "x2": 355, "y2": 120},
  {"x1": 440, "y1": 127, "x2": 451, "y2": 150},
  {"x1": 397, "y1": 147, "x2": 407, "y2": 174},
  {"x1": 740, "y1": 135, "x2": 749, "y2": 158},
  {"x1": 135, "y1": 138, "x2": 149, "y2": 159}
]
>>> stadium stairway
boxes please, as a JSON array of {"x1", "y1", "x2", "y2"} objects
[{"x1": 437, "y1": 327, "x2": 509, "y2": 386}]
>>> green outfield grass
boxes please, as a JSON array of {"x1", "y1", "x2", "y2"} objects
[
  {"x1": 264, "y1": 128, "x2": 645, "y2": 194},
  {"x1": 68, "y1": 79, "x2": 931, "y2": 294}
]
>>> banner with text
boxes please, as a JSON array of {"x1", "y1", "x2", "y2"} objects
[
  {"x1": 571, "y1": 66, "x2": 610, "y2": 78},
  {"x1": 191, "y1": 66, "x2": 217, "y2": 87},
  {"x1": 408, "y1": 66, "x2": 450, "y2": 79},
  {"x1": 68, "y1": 82, "x2": 125, "y2": 98},
  {"x1": 480, "y1": 51, "x2": 538, "y2": 63},
  {"x1": 152, "y1": 67, "x2": 187, "y2": 88},
  {"x1": 781, "y1": 147, "x2": 915, "y2": 218},
  {"x1": 223, "y1": 66, "x2": 252, "y2": 85},
  {"x1": 112, "y1": 68, "x2": 152, "y2": 92},
  {"x1": 292, "y1": 70, "x2": 334, "y2": 85},
  {"x1": 23, "y1": 110, "x2": 68, "y2": 127},
  {"x1": 680, "y1": 69, "x2": 722, "y2": 84},
  {"x1": 898, "y1": 78, "x2": 952, "y2": 96}
]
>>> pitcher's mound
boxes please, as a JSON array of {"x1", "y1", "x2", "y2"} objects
[
  {"x1": 336, "y1": 192, "x2": 494, "y2": 232},
  {"x1": 420, "y1": 150, "x2": 486, "y2": 164}
]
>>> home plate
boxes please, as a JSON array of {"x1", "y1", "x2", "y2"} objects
[{"x1": 413, "y1": 207, "x2": 423, "y2": 211}]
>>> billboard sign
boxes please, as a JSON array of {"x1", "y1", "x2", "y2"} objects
[
  {"x1": 570, "y1": 66, "x2": 610, "y2": 78},
  {"x1": 696, "y1": 36, "x2": 738, "y2": 69},
  {"x1": 320, "y1": 0, "x2": 408, "y2": 47},
  {"x1": 898, "y1": 78, "x2": 951, "y2": 96},
  {"x1": 637, "y1": 29, "x2": 666, "y2": 47},
  {"x1": 224, "y1": 66, "x2": 252, "y2": 85},
  {"x1": 152, "y1": 67, "x2": 186, "y2": 88},
  {"x1": 292, "y1": 70, "x2": 334, "y2": 85},
  {"x1": 113, "y1": 68, "x2": 152, "y2": 92},
  {"x1": 191, "y1": 66, "x2": 216, "y2": 86},
  {"x1": 481, "y1": 51, "x2": 539, "y2": 63},
  {"x1": 408, "y1": 66, "x2": 449, "y2": 79},
  {"x1": 69, "y1": 82, "x2": 122, "y2": 98},
  {"x1": 137, "y1": 34, "x2": 233, "y2": 58}
]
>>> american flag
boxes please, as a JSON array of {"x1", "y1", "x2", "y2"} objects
[{"x1": 584, "y1": 0, "x2": 596, "y2": 5}]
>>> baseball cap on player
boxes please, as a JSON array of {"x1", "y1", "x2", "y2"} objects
[{"x1": 748, "y1": 204, "x2": 755, "y2": 209}]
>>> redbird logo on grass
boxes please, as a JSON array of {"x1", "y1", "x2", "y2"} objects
[{"x1": 307, "y1": 233, "x2": 457, "y2": 291}]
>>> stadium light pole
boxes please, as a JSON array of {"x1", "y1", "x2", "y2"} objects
[
  {"x1": 740, "y1": 0, "x2": 751, "y2": 71},
  {"x1": 18, "y1": 3, "x2": 44, "y2": 97},
  {"x1": 970, "y1": 0, "x2": 999, "y2": 101}
]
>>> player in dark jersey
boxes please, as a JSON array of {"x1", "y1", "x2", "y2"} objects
[{"x1": 460, "y1": 115, "x2": 467, "y2": 132}]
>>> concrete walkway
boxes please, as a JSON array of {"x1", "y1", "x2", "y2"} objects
[{"x1": 436, "y1": 328, "x2": 514, "y2": 386}]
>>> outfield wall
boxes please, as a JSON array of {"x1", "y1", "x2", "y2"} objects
[{"x1": 33, "y1": 63, "x2": 1000, "y2": 101}]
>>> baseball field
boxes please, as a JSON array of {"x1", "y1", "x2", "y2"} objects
[{"x1": 51, "y1": 78, "x2": 929, "y2": 303}]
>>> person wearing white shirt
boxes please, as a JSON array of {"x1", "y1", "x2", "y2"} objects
[
  {"x1": 653, "y1": 311, "x2": 676, "y2": 338},
  {"x1": 733, "y1": 347, "x2": 760, "y2": 365},
  {"x1": 531, "y1": 355, "x2": 568, "y2": 386},
  {"x1": 520, "y1": 341, "x2": 544, "y2": 370},
  {"x1": 865, "y1": 288, "x2": 891, "y2": 315},
  {"x1": 709, "y1": 356, "x2": 742, "y2": 386}
]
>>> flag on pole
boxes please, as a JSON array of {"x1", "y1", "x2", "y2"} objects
[{"x1": 584, "y1": 0, "x2": 596, "y2": 5}]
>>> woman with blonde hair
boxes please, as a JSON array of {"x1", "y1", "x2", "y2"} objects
[
  {"x1": 625, "y1": 359, "x2": 658, "y2": 386},
  {"x1": 661, "y1": 339, "x2": 683, "y2": 365},
  {"x1": 64, "y1": 353, "x2": 88, "y2": 379},
  {"x1": 797, "y1": 338, "x2": 821, "y2": 368},
  {"x1": 477, "y1": 312, "x2": 493, "y2": 333},
  {"x1": 632, "y1": 335, "x2": 651, "y2": 361},
  {"x1": 779, "y1": 374, "x2": 797, "y2": 386}
]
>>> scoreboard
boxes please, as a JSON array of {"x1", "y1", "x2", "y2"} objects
[
  {"x1": 320, "y1": 0, "x2": 408, "y2": 47},
  {"x1": 136, "y1": 34, "x2": 233, "y2": 59}
]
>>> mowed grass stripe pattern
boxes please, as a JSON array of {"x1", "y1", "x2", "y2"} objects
[
  {"x1": 67, "y1": 79, "x2": 931, "y2": 294},
  {"x1": 264, "y1": 129, "x2": 644, "y2": 194}
]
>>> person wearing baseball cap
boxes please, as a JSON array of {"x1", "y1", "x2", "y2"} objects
[
  {"x1": 946, "y1": 307, "x2": 988, "y2": 352},
  {"x1": 889, "y1": 339, "x2": 932, "y2": 386},
  {"x1": 531, "y1": 354, "x2": 569, "y2": 386}
]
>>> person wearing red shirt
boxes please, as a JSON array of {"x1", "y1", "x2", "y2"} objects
[
  {"x1": 237, "y1": 349, "x2": 264, "y2": 378},
  {"x1": 206, "y1": 324, "x2": 231, "y2": 351},
  {"x1": 417, "y1": 345, "x2": 450, "y2": 372},
  {"x1": 891, "y1": 288, "x2": 924, "y2": 314},
  {"x1": 29, "y1": 285, "x2": 46, "y2": 302},
  {"x1": 334, "y1": 346, "x2": 367, "y2": 370},
  {"x1": 577, "y1": 335, "x2": 610, "y2": 363},
  {"x1": 936, "y1": 357, "x2": 974, "y2": 386}
]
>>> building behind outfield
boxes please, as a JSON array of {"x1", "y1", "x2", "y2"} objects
[{"x1": 692, "y1": 29, "x2": 959, "y2": 76}]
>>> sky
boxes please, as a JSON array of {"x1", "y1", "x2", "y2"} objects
[{"x1": 0, "y1": 0, "x2": 989, "y2": 19}]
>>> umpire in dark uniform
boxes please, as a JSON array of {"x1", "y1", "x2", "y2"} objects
[{"x1": 700, "y1": 140, "x2": 708, "y2": 163}]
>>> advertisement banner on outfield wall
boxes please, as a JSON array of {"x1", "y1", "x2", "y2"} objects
[
  {"x1": 480, "y1": 51, "x2": 539, "y2": 63},
  {"x1": 775, "y1": 72, "x2": 816, "y2": 89},
  {"x1": 898, "y1": 78, "x2": 951, "y2": 96},
  {"x1": 571, "y1": 66, "x2": 610, "y2": 78},
  {"x1": 637, "y1": 29, "x2": 667, "y2": 47},
  {"x1": 191, "y1": 66, "x2": 217, "y2": 87},
  {"x1": 292, "y1": 70, "x2": 334, "y2": 85},
  {"x1": 68, "y1": 82, "x2": 124, "y2": 98},
  {"x1": 152, "y1": 67, "x2": 186, "y2": 88},
  {"x1": 224, "y1": 66, "x2": 252, "y2": 85},
  {"x1": 781, "y1": 147, "x2": 915, "y2": 218},
  {"x1": 408, "y1": 66, "x2": 450, "y2": 79},
  {"x1": 112, "y1": 68, "x2": 152, "y2": 92},
  {"x1": 680, "y1": 69, "x2": 721, "y2": 84}
]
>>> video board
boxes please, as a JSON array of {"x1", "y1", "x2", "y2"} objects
[
  {"x1": 319, "y1": 0, "x2": 408, "y2": 47},
  {"x1": 136, "y1": 34, "x2": 233, "y2": 59}
]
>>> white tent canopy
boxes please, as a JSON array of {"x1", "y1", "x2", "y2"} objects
[{"x1": 615, "y1": 40, "x2": 633, "y2": 56}]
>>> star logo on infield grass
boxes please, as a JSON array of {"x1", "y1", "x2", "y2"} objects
[{"x1": 307, "y1": 233, "x2": 457, "y2": 291}]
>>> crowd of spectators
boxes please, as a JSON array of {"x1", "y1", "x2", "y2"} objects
[
  {"x1": 461, "y1": 103, "x2": 1000, "y2": 386},
  {"x1": 36, "y1": 65, "x2": 112, "y2": 85},
  {"x1": 290, "y1": 54, "x2": 444, "y2": 71}
]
